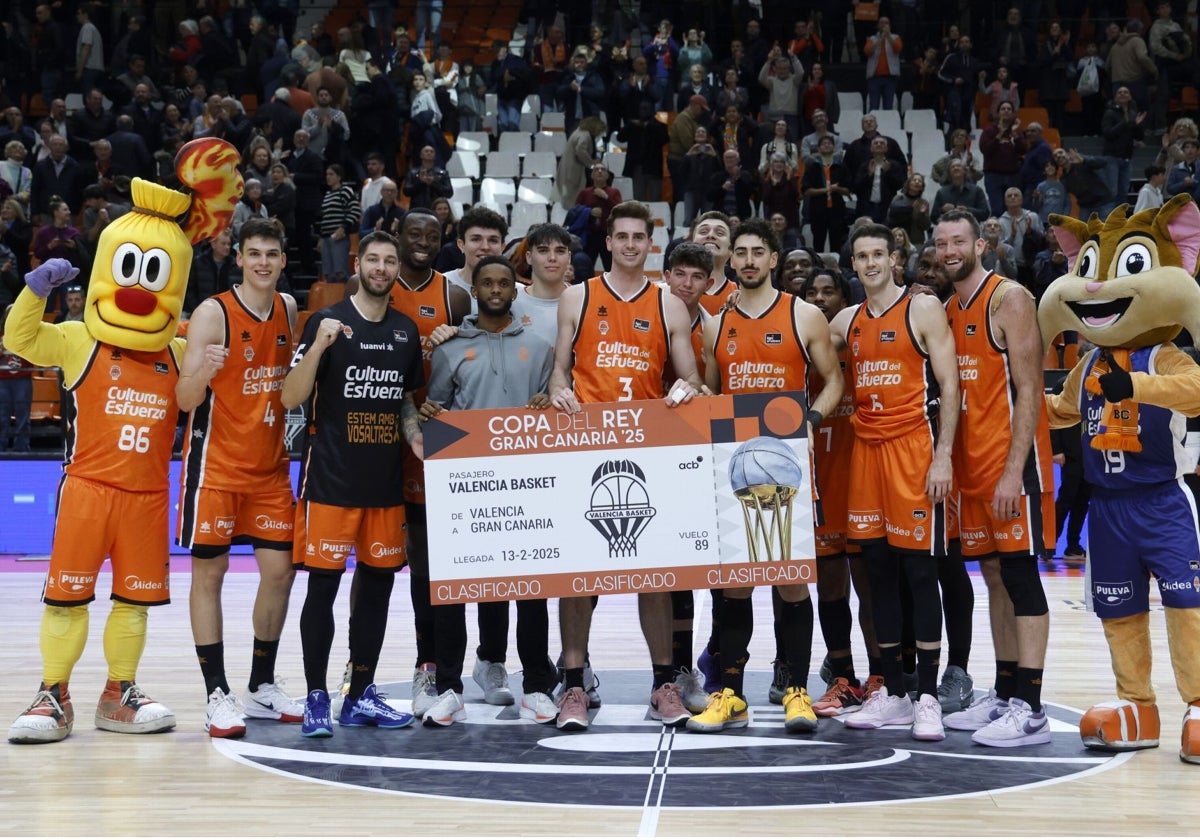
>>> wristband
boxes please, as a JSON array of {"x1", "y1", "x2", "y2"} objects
[{"x1": 807, "y1": 409, "x2": 824, "y2": 428}]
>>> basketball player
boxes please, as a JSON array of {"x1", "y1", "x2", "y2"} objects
[
  {"x1": 176, "y1": 218, "x2": 303, "y2": 738},
  {"x1": 419, "y1": 256, "x2": 558, "y2": 726},
  {"x1": 282, "y1": 231, "x2": 425, "y2": 737},
  {"x1": 691, "y1": 211, "x2": 736, "y2": 315},
  {"x1": 388, "y1": 211, "x2": 473, "y2": 717},
  {"x1": 937, "y1": 210, "x2": 1054, "y2": 746},
  {"x1": 800, "y1": 267, "x2": 883, "y2": 716},
  {"x1": 398, "y1": 211, "x2": 527, "y2": 715},
  {"x1": 514, "y1": 223, "x2": 574, "y2": 346},
  {"x1": 549, "y1": 200, "x2": 707, "y2": 731},
  {"x1": 830, "y1": 222, "x2": 960, "y2": 742},
  {"x1": 689, "y1": 218, "x2": 843, "y2": 734},
  {"x1": 675, "y1": 216, "x2": 732, "y2": 697},
  {"x1": 661, "y1": 242, "x2": 718, "y2": 713},
  {"x1": 443, "y1": 206, "x2": 508, "y2": 300}
]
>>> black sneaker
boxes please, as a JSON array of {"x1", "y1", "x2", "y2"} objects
[{"x1": 768, "y1": 660, "x2": 791, "y2": 705}]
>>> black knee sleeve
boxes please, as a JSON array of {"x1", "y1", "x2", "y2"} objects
[
  {"x1": 999, "y1": 557, "x2": 1049, "y2": 616},
  {"x1": 862, "y1": 545, "x2": 902, "y2": 647},
  {"x1": 902, "y1": 554, "x2": 943, "y2": 643}
]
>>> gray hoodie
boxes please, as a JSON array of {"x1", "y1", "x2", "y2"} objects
[{"x1": 427, "y1": 315, "x2": 554, "y2": 410}]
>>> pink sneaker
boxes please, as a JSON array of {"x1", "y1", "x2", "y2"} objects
[
  {"x1": 650, "y1": 682, "x2": 689, "y2": 726},
  {"x1": 556, "y1": 686, "x2": 590, "y2": 731}
]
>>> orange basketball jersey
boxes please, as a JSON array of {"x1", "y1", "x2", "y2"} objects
[
  {"x1": 811, "y1": 346, "x2": 857, "y2": 555},
  {"x1": 389, "y1": 270, "x2": 451, "y2": 503},
  {"x1": 389, "y1": 269, "x2": 451, "y2": 383},
  {"x1": 572, "y1": 274, "x2": 670, "y2": 403},
  {"x1": 711, "y1": 291, "x2": 809, "y2": 395},
  {"x1": 63, "y1": 342, "x2": 182, "y2": 492},
  {"x1": 846, "y1": 294, "x2": 939, "y2": 443},
  {"x1": 180, "y1": 290, "x2": 292, "y2": 492},
  {"x1": 700, "y1": 277, "x2": 736, "y2": 316},
  {"x1": 947, "y1": 272, "x2": 1054, "y2": 499}
]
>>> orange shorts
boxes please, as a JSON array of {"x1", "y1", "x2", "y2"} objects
[
  {"x1": 957, "y1": 491, "x2": 1056, "y2": 559},
  {"x1": 814, "y1": 442, "x2": 853, "y2": 557},
  {"x1": 177, "y1": 482, "x2": 295, "y2": 554},
  {"x1": 847, "y1": 434, "x2": 948, "y2": 556},
  {"x1": 402, "y1": 443, "x2": 425, "y2": 504},
  {"x1": 45, "y1": 476, "x2": 171, "y2": 607},
  {"x1": 294, "y1": 500, "x2": 408, "y2": 572}
]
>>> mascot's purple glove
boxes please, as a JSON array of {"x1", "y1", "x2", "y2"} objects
[{"x1": 26, "y1": 259, "x2": 81, "y2": 299}]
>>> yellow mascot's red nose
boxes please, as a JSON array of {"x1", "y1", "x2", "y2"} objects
[{"x1": 115, "y1": 287, "x2": 157, "y2": 316}]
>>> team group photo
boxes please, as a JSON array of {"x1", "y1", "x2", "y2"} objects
[{"x1": 1, "y1": 0, "x2": 1200, "y2": 834}]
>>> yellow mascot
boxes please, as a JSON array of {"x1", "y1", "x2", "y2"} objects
[
  {"x1": 7, "y1": 139, "x2": 242, "y2": 744},
  {"x1": 1041, "y1": 195, "x2": 1200, "y2": 764}
]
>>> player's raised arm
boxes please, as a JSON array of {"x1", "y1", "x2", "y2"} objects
[{"x1": 282, "y1": 316, "x2": 342, "y2": 409}]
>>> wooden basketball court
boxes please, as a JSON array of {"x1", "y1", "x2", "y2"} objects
[{"x1": 1, "y1": 557, "x2": 1197, "y2": 836}]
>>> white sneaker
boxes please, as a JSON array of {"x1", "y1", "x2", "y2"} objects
[
  {"x1": 243, "y1": 681, "x2": 304, "y2": 723},
  {"x1": 330, "y1": 661, "x2": 353, "y2": 718},
  {"x1": 473, "y1": 659, "x2": 515, "y2": 706},
  {"x1": 843, "y1": 686, "x2": 915, "y2": 729},
  {"x1": 422, "y1": 690, "x2": 466, "y2": 727},
  {"x1": 673, "y1": 667, "x2": 709, "y2": 714},
  {"x1": 912, "y1": 693, "x2": 946, "y2": 741},
  {"x1": 519, "y1": 691, "x2": 558, "y2": 724},
  {"x1": 972, "y1": 697, "x2": 1051, "y2": 747},
  {"x1": 205, "y1": 688, "x2": 246, "y2": 738},
  {"x1": 412, "y1": 663, "x2": 438, "y2": 717},
  {"x1": 944, "y1": 688, "x2": 1009, "y2": 731}
]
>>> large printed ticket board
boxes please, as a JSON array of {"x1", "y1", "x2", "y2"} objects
[{"x1": 423, "y1": 391, "x2": 816, "y2": 603}]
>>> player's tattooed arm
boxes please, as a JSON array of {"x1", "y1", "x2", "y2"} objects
[{"x1": 402, "y1": 394, "x2": 425, "y2": 460}]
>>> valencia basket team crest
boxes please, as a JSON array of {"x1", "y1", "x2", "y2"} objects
[{"x1": 585, "y1": 459, "x2": 657, "y2": 557}]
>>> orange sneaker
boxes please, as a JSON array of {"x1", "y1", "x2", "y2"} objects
[
  {"x1": 1182, "y1": 704, "x2": 1200, "y2": 764},
  {"x1": 94, "y1": 680, "x2": 176, "y2": 734},
  {"x1": 813, "y1": 678, "x2": 865, "y2": 717},
  {"x1": 8, "y1": 683, "x2": 73, "y2": 744},
  {"x1": 1079, "y1": 700, "x2": 1160, "y2": 752},
  {"x1": 861, "y1": 675, "x2": 885, "y2": 701}
]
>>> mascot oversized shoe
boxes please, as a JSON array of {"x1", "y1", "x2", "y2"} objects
[
  {"x1": 1183, "y1": 704, "x2": 1200, "y2": 764},
  {"x1": 1080, "y1": 700, "x2": 1160, "y2": 751}
]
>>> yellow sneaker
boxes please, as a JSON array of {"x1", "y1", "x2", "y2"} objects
[
  {"x1": 686, "y1": 688, "x2": 749, "y2": 733},
  {"x1": 783, "y1": 687, "x2": 818, "y2": 733}
]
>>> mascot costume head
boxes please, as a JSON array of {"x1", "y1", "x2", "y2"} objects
[
  {"x1": 1039, "y1": 194, "x2": 1200, "y2": 764},
  {"x1": 5, "y1": 138, "x2": 242, "y2": 745},
  {"x1": 86, "y1": 139, "x2": 244, "y2": 349}
]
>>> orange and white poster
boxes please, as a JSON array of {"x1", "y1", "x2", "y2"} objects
[{"x1": 423, "y1": 392, "x2": 817, "y2": 603}]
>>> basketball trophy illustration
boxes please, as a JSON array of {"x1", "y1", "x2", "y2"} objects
[
  {"x1": 728, "y1": 436, "x2": 804, "y2": 562},
  {"x1": 585, "y1": 459, "x2": 657, "y2": 557}
]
